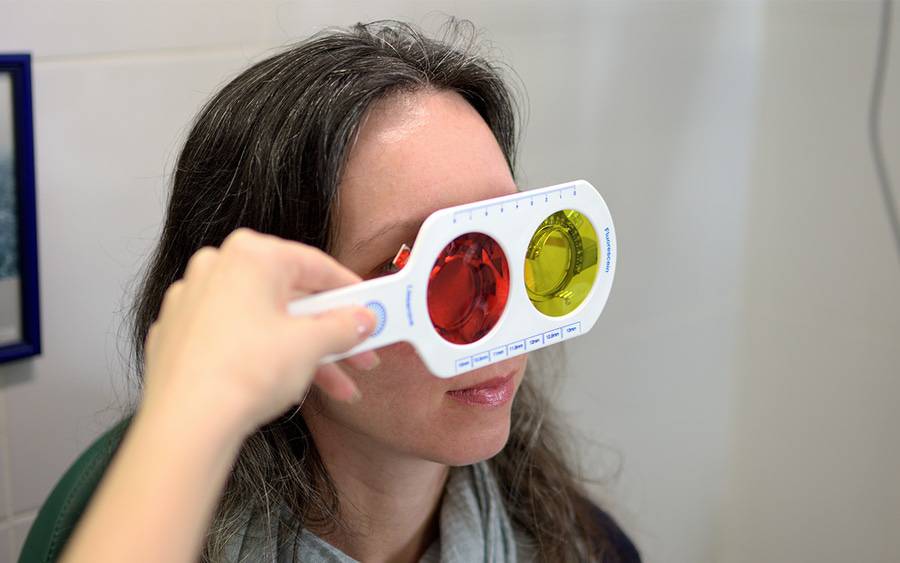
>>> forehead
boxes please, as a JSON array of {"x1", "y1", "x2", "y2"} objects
[{"x1": 333, "y1": 89, "x2": 516, "y2": 258}]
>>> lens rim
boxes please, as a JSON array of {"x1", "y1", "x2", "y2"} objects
[
  {"x1": 524, "y1": 209, "x2": 599, "y2": 317},
  {"x1": 426, "y1": 231, "x2": 511, "y2": 345}
]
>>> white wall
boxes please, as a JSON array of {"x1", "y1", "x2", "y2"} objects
[
  {"x1": 722, "y1": 2, "x2": 900, "y2": 562},
  {"x1": 528, "y1": 4, "x2": 761, "y2": 562},
  {"x1": 0, "y1": 2, "x2": 897, "y2": 563}
]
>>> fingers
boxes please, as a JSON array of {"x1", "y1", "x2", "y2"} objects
[
  {"x1": 292, "y1": 306, "x2": 376, "y2": 361},
  {"x1": 267, "y1": 238, "x2": 361, "y2": 294},
  {"x1": 175, "y1": 229, "x2": 379, "y2": 411},
  {"x1": 221, "y1": 228, "x2": 361, "y2": 295},
  {"x1": 312, "y1": 363, "x2": 361, "y2": 403},
  {"x1": 341, "y1": 350, "x2": 381, "y2": 371}
]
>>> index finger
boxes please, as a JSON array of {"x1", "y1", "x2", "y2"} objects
[{"x1": 255, "y1": 233, "x2": 362, "y2": 294}]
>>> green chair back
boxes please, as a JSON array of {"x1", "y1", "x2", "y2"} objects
[{"x1": 18, "y1": 417, "x2": 132, "y2": 563}]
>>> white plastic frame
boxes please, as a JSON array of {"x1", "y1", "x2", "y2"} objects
[{"x1": 287, "y1": 179, "x2": 617, "y2": 378}]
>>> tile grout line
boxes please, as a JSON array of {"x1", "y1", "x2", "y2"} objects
[
  {"x1": 33, "y1": 42, "x2": 281, "y2": 67},
  {"x1": 8, "y1": 510, "x2": 37, "y2": 526},
  {"x1": 0, "y1": 389, "x2": 16, "y2": 562},
  {"x1": 0, "y1": 389, "x2": 13, "y2": 519},
  {"x1": 0, "y1": 509, "x2": 39, "y2": 562},
  {"x1": 0, "y1": 509, "x2": 38, "y2": 530}
]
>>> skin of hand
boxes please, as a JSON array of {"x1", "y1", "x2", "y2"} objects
[
  {"x1": 141, "y1": 227, "x2": 381, "y2": 436},
  {"x1": 59, "y1": 227, "x2": 380, "y2": 563}
]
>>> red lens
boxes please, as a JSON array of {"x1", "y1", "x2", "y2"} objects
[{"x1": 427, "y1": 233, "x2": 510, "y2": 345}]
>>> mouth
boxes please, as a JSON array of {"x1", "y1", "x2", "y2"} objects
[{"x1": 445, "y1": 369, "x2": 517, "y2": 407}]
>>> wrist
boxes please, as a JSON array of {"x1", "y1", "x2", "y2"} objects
[
  {"x1": 64, "y1": 378, "x2": 248, "y2": 563},
  {"x1": 136, "y1": 381, "x2": 251, "y2": 455}
]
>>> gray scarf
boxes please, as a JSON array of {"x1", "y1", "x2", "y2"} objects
[{"x1": 226, "y1": 461, "x2": 532, "y2": 562}]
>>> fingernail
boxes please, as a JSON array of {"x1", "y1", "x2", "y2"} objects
[{"x1": 355, "y1": 309, "x2": 375, "y2": 337}]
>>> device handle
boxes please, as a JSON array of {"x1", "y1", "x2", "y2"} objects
[{"x1": 286, "y1": 271, "x2": 411, "y2": 363}]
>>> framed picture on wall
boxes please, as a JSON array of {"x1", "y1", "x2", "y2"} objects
[{"x1": 0, "y1": 54, "x2": 40, "y2": 363}]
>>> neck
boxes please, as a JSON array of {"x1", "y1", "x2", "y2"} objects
[{"x1": 304, "y1": 409, "x2": 448, "y2": 563}]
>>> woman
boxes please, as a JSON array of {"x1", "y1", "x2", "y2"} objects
[{"x1": 61, "y1": 20, "x2": 640, "y2": 563}]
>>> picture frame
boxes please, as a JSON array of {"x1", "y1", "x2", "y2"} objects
[{"x1": 0, "y1": 54, "x2": 41, "y2": 363}]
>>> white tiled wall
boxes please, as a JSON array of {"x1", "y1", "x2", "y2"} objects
[{"x1": 0, "y1": 2, "x2": 897, "y2": 563}]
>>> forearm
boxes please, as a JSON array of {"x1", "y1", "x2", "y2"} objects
[{"x1": 60, "y1": 396, "x2": 245, "y2": 563}]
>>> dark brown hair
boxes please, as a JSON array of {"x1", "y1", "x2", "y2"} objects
[{"x1": 129, "y1": 19, "x2": 635, "y2": 562}]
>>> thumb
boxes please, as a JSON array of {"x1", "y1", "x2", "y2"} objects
[{"x1": 293, "y1": 306, "x2": 377, "y2": 361}]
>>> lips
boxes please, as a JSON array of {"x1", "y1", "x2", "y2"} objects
[
  {"x1": 447, "y1": 370, "x2": 516, "y2": 393},
  {"x1": 446, "y1": 370, "x2": 516, "y2": 407}
]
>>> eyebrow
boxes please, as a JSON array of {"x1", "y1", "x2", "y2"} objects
[{"x1": 349, "y1": 216, "x2": 426, "y2": 253}]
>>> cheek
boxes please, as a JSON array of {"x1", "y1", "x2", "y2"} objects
[
  {"x1": 316, "y1": 342, "x2": 445, "y2": 451},
  {"x1": 353, "y1": 342, "x2": 443, "y2": 423},
  {"x1": 313, "y1": 343, "x2": 527, "y2": 465}
]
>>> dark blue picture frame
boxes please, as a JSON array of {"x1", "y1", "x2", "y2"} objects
[{"x1": 0, "y1": 54, "x2": 41, "y2": 363}]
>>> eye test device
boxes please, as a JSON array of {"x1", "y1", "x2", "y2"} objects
[{"x1": 287, "y1": 179, "x2": 617, "y2": 378}]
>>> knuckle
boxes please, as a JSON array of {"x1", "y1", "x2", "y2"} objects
[
  {"x1": 185, "y1": 246, "x2": 217, "y2": 274},
  {"x1": 223, "y1": 228, "x2": 257, "y2": 251},
  {"x1": 161, "y1": 280, "x2": 184, "y2": 306},
  {"x1": 222, "y1": 228, "x2": 270, "y2": 263}
]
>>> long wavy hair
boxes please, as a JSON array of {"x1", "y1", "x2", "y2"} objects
[{"x1": 128, "y1": 19, "x2": 629, "y2": 562}]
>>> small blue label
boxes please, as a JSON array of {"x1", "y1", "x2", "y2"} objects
[
  {"x1": 472, "y1": 352, "x2": 491, "y2": 367},
  {"x1": 604, "y1": 227, "x2": 612, "y2": 273},
  {"x1": 405, "y1": 285, "x2": 414, "y2": 326},
  {"x1": 525, "y1": 334, "x2": 544, "y2": 350},
  {"x1": 491, "y1": 346, "x2": 508, "y2": 360},
  {"x1": 544, "y1": 328, "x2": 562, "y2": 344},
  {"x1": 508, "y1": 340, "x2": 525, "y2": 354},
  {"x1": 563, "y1": 323, "x2": 580, "y2": 338},
  {"x1": 456, "y1": 357, "x2": 472, "y2": 372}
]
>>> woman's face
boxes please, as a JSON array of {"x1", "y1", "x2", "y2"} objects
[{"x1": 306, "y1": 89, "x2": 528, "y2": 466}]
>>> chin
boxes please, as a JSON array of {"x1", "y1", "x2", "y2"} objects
[{"x1": 430, "y1": 409, "x2": 514, "y2": 466}]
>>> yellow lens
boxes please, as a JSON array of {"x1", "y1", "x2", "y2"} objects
[{"x1": 524, "y1": 209, "x2": 599, "y2": 317}]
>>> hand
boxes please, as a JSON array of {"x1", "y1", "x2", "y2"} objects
[{"x1": 140, "y1": 228, "x2": 379, "y2": 436}]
